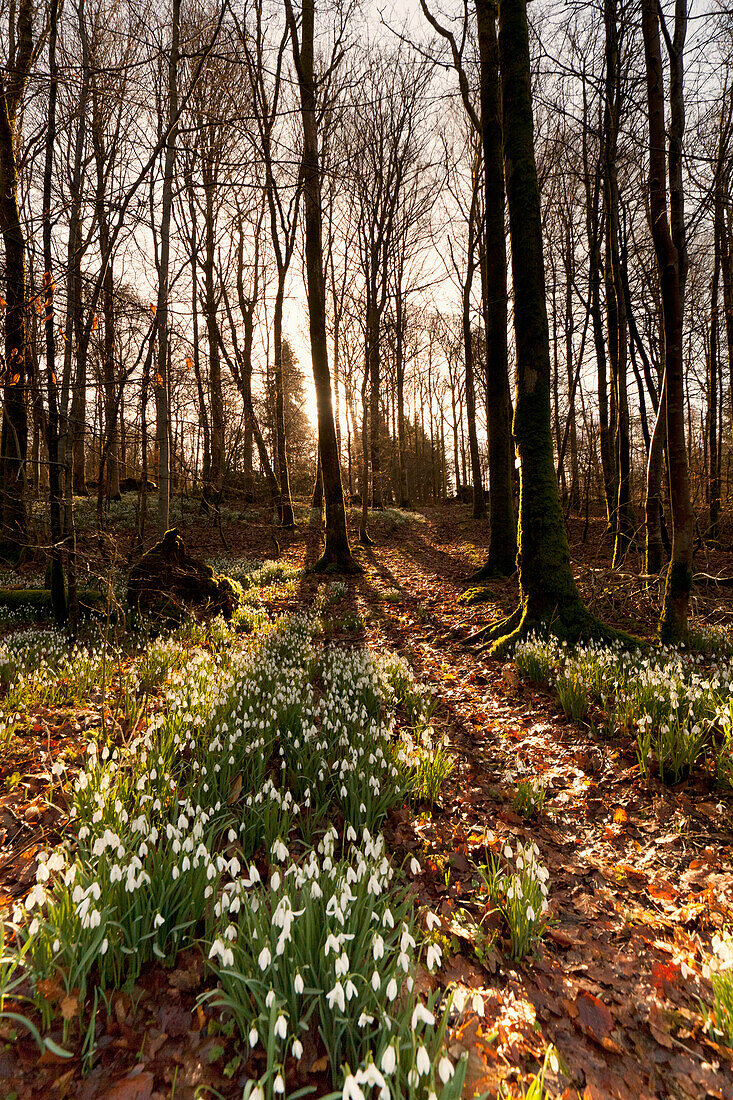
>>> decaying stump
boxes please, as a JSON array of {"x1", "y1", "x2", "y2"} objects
[{"x1": 127, "y1": 528, "x2": 239, "y2": 621}]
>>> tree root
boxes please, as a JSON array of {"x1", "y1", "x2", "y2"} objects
[
  {"x1": 310, "y1": 552, "x2": 363, "y2": 575},
  {"x1": 466, "y1": 601, "x2": 642, "y2": 658}
]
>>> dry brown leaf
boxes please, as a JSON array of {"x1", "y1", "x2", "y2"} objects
[{"x1": 60, "y1": 993, "x2": 79, "y2": 1020}]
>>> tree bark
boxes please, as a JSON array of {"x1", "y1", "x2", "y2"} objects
[
  {"x1": 641, "y1": 0, "x2": 693, "y2": 642},
  {"x1": 474, "y1": 0, "x2": 516, "y2": 576},
  {"x1": 0, "y1": 0, "x2": 34, "y2": 551},
  {"x1": 154, "y1": 0, "x2": 180, "y2": 536},
  {"x1": 476, "y1": 0, "x2": 601, "y2": 654},
  {"x1": 285, "y1": 0, "x2": 358, "y2": 572}
]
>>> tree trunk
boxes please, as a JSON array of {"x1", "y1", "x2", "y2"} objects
[
  {"x1": 273, "y1": 284, "x2": 294, "y2": 526},
  {"x1": 42, "y1": 0, "x2": 66, "y2": 623},
  {"x1": 641, "y1": 0, "x2": 693, "y2": 642},
  {"x1": 479, "y1": 0, "x2": 599, "y2": 654},
  {"x1": 204, "y1": 177, "x2": 224, "y2": 501},
  {"x1": 0, "y1": 0, "x2": 34, "y2": 551},
  {"x1": 464, "y1": 181, "x2": 485, "y2": 519},
  {"x1": 286, "y1": 0, "x2": 357, "y2": 572},
  {"x1": 474, "y1": 0, "x2": 516, "y2": 576},
  {"x1": 154, "y1": 0, "x2": 180, "y2": 536}
]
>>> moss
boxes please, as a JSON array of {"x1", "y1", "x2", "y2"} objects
[
  {"x1": 658, "y1": 560, "x2": 693, "y2": 645},
  {"x1": 469, "y1": 597, "x2": 642, "y2": 658},
  {"x1": 0, "y1": 587, "x2": 104, "y2": 619},
  {"x1": 458, "y1": 586, "x2": 494, "y2": 606}
]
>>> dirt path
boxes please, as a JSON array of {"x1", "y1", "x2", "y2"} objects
[{"x1": 279, "y1": 511, "x2": 733, "y2": 1099}]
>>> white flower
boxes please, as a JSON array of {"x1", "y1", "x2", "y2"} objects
[
  {"x1": 371, "y1": 971, "x2": 380, "y2": 991},
  {"x1": 438, "y1": 1056, "x2": 454, "y2": 1083},
  {"x1": 416, "y1": 1045, "x2": 430, "y2": 1076},
  {"x1": 472, "y1": 993, "x2": 485, "y2": 1017},
  {"x1": 426, "y1": 942, "x2": 442, "y2": 971},
  {"x1": 154, "y1": 913, "x2": 165, "y2": 928},
  {"x1": 273, "y1": 1073, "x2": 285, "y2": 1094},
  {"x1": 425, "y1": 911, "x2": 440, "y2": 931},
  {"x1": 249, "y1": 1026, "x2": 259, "y2": 1047},
  {"x1": 372, "y1": 934, "x2": 385, "y2": 960},
  {"x1": 292, "y1": 1039, "x2": 303, "y2": 1060},
  {"x1": 410, "y1": 857, "x2": 421, "y2": 875},
  {"x1": 504, "y1": 845, "x2": 513, "y2": 859},
  {"x1": 342, "y1": 1073, "x2": 365, "y2": 1100},
  {"x1": 327, "y1": 981, "x2": 346, "y2": 1012},
  {"x1": 275, "y1": 1014, "x2": 288, "y2": 1040},
  {"x1": 385, "y1": 978, "x2": 398, "y2": 1001},
  {"x1": 381, "y1": 1044, "x2": 396, "y2": 1074},
  {"x1": 294, "y1": 972, "x2": 304, "y2": 994},
  {"x1": 258, "y1": 946, "x2": 272, "y2": 971},
  {"x1": 356, "y1": 1062, "x2": 386, "y2": 1091},
  {"x1": 411, "y1": 1004, "x2": 435, "y2": 1029}
]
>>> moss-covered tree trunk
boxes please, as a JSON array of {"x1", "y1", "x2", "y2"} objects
[
  {"x1": 286, "y1": 0, "x2": 358, "y2": 573},
  {"x1": 475, "y1": 0, "x2": 603, "y2": 654}
]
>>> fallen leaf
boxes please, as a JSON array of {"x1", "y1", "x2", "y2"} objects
[
  {"x1": 576, "y1": 991, "x2": 614, "y2": 1042},
  {"x1": 310, "y1": 1055, "x2": 329, "y2": 1073},
  {"x1": 106, "y1": 1071, "x2": 154, "y2": 1100},
  {"x1": 60, "y1": 993, "x2": 79, "y2": 1020},
  {"x1": 651, "y1": 960, "x2": 679, "y2": 998}
]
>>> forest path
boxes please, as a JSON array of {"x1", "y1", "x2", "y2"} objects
[{"x1": 281, "y1": 508, "x2": 733, "y2": 1099}]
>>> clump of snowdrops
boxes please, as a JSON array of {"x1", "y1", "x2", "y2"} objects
[
  {"x1": 6, "y1": 603, "x2": 464, "y2": 1096},
  {"x1": 513, "y1": 632, "x2": 733, "y2": 786},
  {"x1": 702, "y1": 929, "x2": 733, "y2": 1046},
  {"x1": 481, "y1": 840, "x2": 550, "y2": 961}
]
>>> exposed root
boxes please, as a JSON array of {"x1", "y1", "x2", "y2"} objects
[
  {"x1": 310, "y1": 552, "x2": 363, "y2": 575},
  {"x1": 466, "y1": 601, "x2": 642, "y2": 658}
]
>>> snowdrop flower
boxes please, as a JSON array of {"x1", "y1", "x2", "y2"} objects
[
  {"x1": 426, "y1": 942, "x2": 442, "y2": 971},
  {"x1": 372, "y1": 933, "x2": 385, "y2": 960},
  {"x1": 425, "y1": 911, "x2": 440, "y2": 931},
  {"x1": 154, "y1": 913, "x2": 165, "y2": 928},
  {"x1": 380, "y1": 1044, "x2": 396, "y2": 1074},
  {"x1": 249, "y1": 1026, "x2": 259, "y2": 1047},
  {"x1": 327, "y1": 981, "x2": 346, "y2": 1012},
  {"x1": 416, "y1": 1046, "x2": 431, "y2": 1076},
  {"x1": 410, "y1": 857, "x2": 421, "y2": 875},
  {"x1": 294, "y1": 972, "x2": 304, "y2": 994},
  {"x1": 504, "y1": 845, "x2": 513, "y2": 859},
  {"x1": 274, "y1": 1014, "x2": 288, "y2": 1040},
  {"x1": 342, "y1": 1074, "x2": 365, "y2": 1100},
  {"x1": 266, "y1": 990, "x2": 276, "y2": 1008},
  {"x1": 356, "y1": 1063, "x2": 386, "y2": 1091},
  {"x1": 385, "y1": 978, "x2": 398, "y2": 1001},
  {"x1": 438, "y1": 1056, "x2": 454, "y2": 1083},
  {"x1": 411, "y1": 1004, "x2": 435, "y2": 1029},
  {"x1": 273, "y1": 1073, "x2": 285, "y2": 1094},
  {"x1": 472, "y1": 993, "x2": 485, "y2": 1017},
  {"x1": 258, "y1": 946, "x2": 272, "y2": 971},
  {"x1": 371, "y1": 970, "x2": 381, "y2": 991}
]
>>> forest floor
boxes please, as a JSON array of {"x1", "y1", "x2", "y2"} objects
[{"x1": 2, "y1": 497, "x2": 733, "y2": 1100}]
